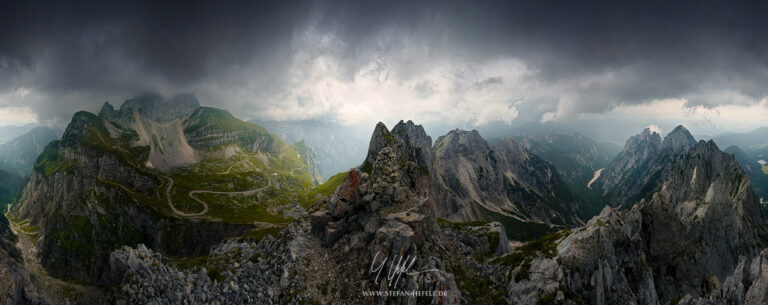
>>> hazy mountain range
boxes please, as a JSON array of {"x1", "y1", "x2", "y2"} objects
[
  {"x1": 2, "y1": 95, "x2": 768, "y2": 304},
  {"x1": 249, "y1": 119, "x2": 369, "y2": 182}
]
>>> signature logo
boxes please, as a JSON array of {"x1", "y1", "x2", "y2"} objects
[{"x1": 370, "y1": 250, "x2": 440, "y2": 287}]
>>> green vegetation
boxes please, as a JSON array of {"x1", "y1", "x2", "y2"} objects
[
  {"x1": 536, "y1": 291, "x2": 558, "y2": 305},
  {"x1": 302, "y1": 171, "x2": 348, "y2": 208},
  {"x1": 449, "y1": 257, "x2": 506, "y2": 304},
  {"x1": 468, "y1": 200, "x2": 557, "y2": 241},
  {"x1": 762, "y1": 164, "x2": 768, "y2": 175},
  {"x1": 437, "y1": 218, "x2": 500, "y2": 260},
  {"x1": 166, "y1": 149, "x2": 315, "y2": 224},
  {"x1": 171, "y1": 255, "x2": 227, "y2": 282},
  {"x1": 34, "y1": 142, "x2": 75, "y2": 176},
  {"x1": 491, "y1": 230, "x2": 569, "y2": 282},
  {"x1": 437, "y1": 217, "x2": 489, "y2": 231},
  {"x1": 72, "y1": 112, "x2": 149, "y2": 168},
  {"x1": 243, "y1": 226, "x2": 285, "y2": 240},
  {"x1": 183, "y1": 108, "x2": 287, "y2": 152},
  {"x1": 47, "y1": 215, "x2": 96, "y2": 272},
  {"x1": 95, "y1": 177, "x2": 173, "y2": 216},
  {"x1": 184, "y1": 107, "x2": 269, "y2": 134}
]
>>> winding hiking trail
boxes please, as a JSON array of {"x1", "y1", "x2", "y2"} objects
[
  {"x1": 160, "y1": 175, "x2": 209, "y2": 217},
  {"x1": 105, "y1": 157, "x2": 304, "y2": 218},
  {"x1": 161, "y1": 172, "x2": 274, "y2": 218},
  {"x1": 218, "y1": 161, "x2": 242, "y2": 175},
  {"x1": 187, "y1": 176, "x2": 272, "y2": 211}
]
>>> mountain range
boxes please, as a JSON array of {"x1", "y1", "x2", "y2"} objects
[
  {"x1": 0, "y1": 126, "x2": 59, "y2": 177},
  {"x1": 249, "y1": 120, "x2": 370, "y2": 182},
  {"x1": 0, "y1": 123, "x2": 39, "y2": 145},
  {"x1": 2, "y1": 95, "x2": 768, "y2": 304}
]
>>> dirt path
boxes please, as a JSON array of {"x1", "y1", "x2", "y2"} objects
[
  {"x1": 103, "y1": 158, "x2": 283, "y2": 218},
  {"x1": 160, "y1": 175, "x2": 209, "y2": 217},
  {"x1": 218, "y1": 161, "x2": 241, "y2": 175},
  {"x1": 187, "y1": 176, "x2": 272, "y2": 213}
]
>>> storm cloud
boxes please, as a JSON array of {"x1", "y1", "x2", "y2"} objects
[{"x1": 1, "y1": 0, "x2": 767, "y2": 138}]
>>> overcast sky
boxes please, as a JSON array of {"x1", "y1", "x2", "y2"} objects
[{"x1": 1, "y1": 0, "x2": 768, "y2": 143}]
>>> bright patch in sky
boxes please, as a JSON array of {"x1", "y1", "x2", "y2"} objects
[
  {"x1": 647, "y1": 125, "x2": 662, "y2": 135},
  {"x1": 0, "y1": 107, "x2": 38, "y2": 126}
]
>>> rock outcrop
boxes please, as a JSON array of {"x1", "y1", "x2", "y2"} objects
[
  {"x1": 431, "y1": 129, "x2": 581, "y2": 236},
  {"x1": 0, "y1": 214, "x2": 51, "y2": 305},
  {"x1": 501, "y1": 138, "x2": 768, "y2": 305},
  {"x1": 594, "y1": 125, "x2": 699, "y2": 209},
  {"x1": 110, "y1": 120, "x2": 523, "y2": 304}
]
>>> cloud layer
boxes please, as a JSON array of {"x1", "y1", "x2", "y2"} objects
[{"x1": 1, "y1": 0, "x2": 768, "y2": 138}]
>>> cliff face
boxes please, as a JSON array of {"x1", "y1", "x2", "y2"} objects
[
  {"x1": 594, "y1": 125, "x2": 699, "y2": 208},
  {"x1": 505, "y1": 139, "x2": 768, "y2": 305},
  {"x1": 726, "y1": 145, "x2": 768, "y2": 202},
  {"x1": 431, "y1": 129, "x2": 581, "y2": 238},
  {"x1": 0, "y1": 213, "x2": 53, "y2": 305},
  {"x1": 290, "y1": 140, "x2": 323, "y2": 184}
]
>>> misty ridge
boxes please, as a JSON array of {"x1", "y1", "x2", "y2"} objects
[{"x1": 3, "y1": 1, "x2": 768, "y2": 305}]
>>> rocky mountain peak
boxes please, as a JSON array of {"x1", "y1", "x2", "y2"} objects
[
  {"x1": 527, "y1": 129, "x2": 556, "y2": 143},
  {"x1": 98, "y1": 101, "x2": 115, "y2": 117},
  {"x1": 639, "y1": 127, "x2": 662, "y2": 143},
  {"x1": 435, "y1": 129, "x2": 489, "y2": 153},
  {"x1": 111, "y1": 93, "x2": 201, "y2": 122},
  {"x1": 661, "y1": 125, "x2": 697, "y2": 154},
  {"x1": 362, "y1": 121, "x2": 433, "y2": 172},
  {"x1": 391, "y1": 120, "x2": 432, "y2": 166},
  {"x1": 616, "y1": 127, "x2": 663, "y2": 161}
]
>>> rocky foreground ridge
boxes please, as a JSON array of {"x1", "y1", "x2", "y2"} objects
[{"x1": 105, "y1": 121, "x2": 768, "y2": 305}]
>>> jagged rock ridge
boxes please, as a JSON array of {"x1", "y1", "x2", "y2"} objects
[
  {"x1": 431, "y1": 128, "x2": 582, "y2": 239},
  {"x1": 505, "y1": 134, "x2": 768, "y2": 304},
  {"x1": 594, "y1": 125, "x2": 699, "y2": 208}
]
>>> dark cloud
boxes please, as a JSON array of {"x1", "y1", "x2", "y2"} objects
[{"x1": 1, "y1": 0, "x2": 767, "y2": 129}]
